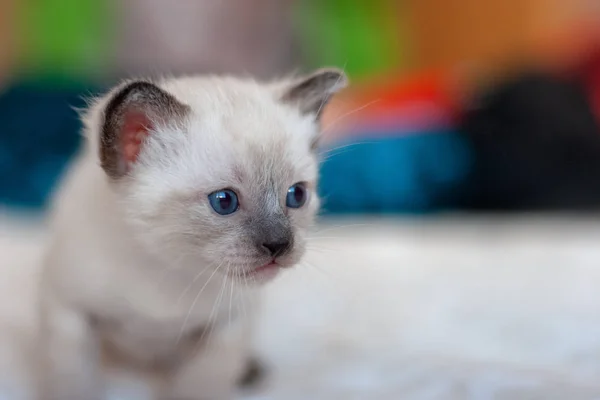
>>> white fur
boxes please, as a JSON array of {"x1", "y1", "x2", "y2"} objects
[{"x1": 33, "y1": 73, "x2": 339, "y2": 399}]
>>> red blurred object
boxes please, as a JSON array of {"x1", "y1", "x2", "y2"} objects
[
  {"x1": 577, "y1": 47, "x2": 600, "y2": 126},
  {"x1": 321, "y1": 69, "x2": 463, "y2": 142}
]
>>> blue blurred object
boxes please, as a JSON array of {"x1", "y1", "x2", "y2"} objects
[
  {"x1": 0, "y1": 81, "x2": 472, "y2": 214},
  {"x1": 0, "y1": 81, "x2": 99, "y2": 208},
  {"x1": 318, "y1": 131, "x2": 473, "y2": 214}
]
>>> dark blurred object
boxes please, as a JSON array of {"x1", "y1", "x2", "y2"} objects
[
  {"x1": 578, "y1": 47, "x2": 600, "y2": 127},
  {"x1": 0, "y1": 80, "x2": 98, "y2": 208},
  {"x1": 460, "y1": 71, "x2": 600, "y2": 210}
]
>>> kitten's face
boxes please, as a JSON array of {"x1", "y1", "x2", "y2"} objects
[{"x1": 94, "y1": 71, "x2": 346, "y2": 282}]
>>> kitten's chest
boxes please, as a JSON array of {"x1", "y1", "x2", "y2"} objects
[
  {"x1": 96, "y1": 314, "x2": 210, "y2": 372},
  {"x1": 94, "y1": 273, "x2": 239, "y2": 368}
]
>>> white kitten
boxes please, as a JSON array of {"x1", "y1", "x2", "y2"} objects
[{"x1": 36, "y1": 69, "x2": 347, "y2": 400}]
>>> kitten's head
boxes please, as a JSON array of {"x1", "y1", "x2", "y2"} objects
[{"x1": 88, "y1": 69, "x2": 347, "y2": 283}]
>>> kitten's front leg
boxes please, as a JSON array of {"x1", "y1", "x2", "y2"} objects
[
  {"x1": 37, "y1": 293, "x2": 103, "y2": 400},
  {"x1": 165, "y1": 322, "x2": 251, "y2": 400}
]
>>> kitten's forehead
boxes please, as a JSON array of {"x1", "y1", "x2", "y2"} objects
[
  {"x1": 160, "y1": 76, "x2": 319, "y2": 189},
  {"x1": 161, "y1": 76, "x2": 287, "y2": 120}
]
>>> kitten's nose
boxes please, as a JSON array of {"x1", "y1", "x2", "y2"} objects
[{"x1": 262, "y1": 240, "x2": 291, "y2": 257}]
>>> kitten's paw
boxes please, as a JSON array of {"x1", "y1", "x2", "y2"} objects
[{"x1": 237, "y1": 357, "x2": 266, "y2": 389}]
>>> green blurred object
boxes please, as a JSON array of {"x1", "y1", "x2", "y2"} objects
[
  {"x1": 17, "y1": 0, "x2": 112, "y2": 82},
  {"x1": 296, "y1": 0, "x2": 408, "y2": 79}
]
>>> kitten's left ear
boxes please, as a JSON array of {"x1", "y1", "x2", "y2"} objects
[{"x1": 279, "y1": 68, "x2": 348, "y2": 120}]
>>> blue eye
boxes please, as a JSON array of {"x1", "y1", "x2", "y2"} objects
[
  {"x1": 286, "y1": 182, "x2": 308, "y2": 209},
  {"x1": 208, "y1": 189, "x2": 239, "y2": 215}
]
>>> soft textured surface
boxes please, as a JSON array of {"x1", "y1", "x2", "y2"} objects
[{"x1": 2, "y1": 213, "x2": 600, "y2": 399}]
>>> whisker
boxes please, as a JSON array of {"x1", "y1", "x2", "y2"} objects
[
  {"x1": 318, "y1": 147, "x2": 364, "y2": 163},
  {"x1": 228, "y1": 268, "x2": 236, "y2": 328},
  {"x1": 298, "y1": 259, "x2": 356, "y2": 295},
  {"x1": 176, "y1": 261, "x2": 223, "y2": 344},
  {"x1": 305, "y1": 236, "x2": 346, "y2": 242},
  {"x1": 322, "y1": 98, "x2": 382, "y2": 135},
  {"x1": 315, "y1": 60, "x2": 348, "y2": 119},
  {"x1": 312, "y1": 222, "x2": 374, "y2": 235},
  {"x1": 199, "y1": 266, "x2": 230, "y2": 349},
  {"x1": 319, "y1": 141, "x2": 378, "y2": 161},
  {"x1": 305, "y1": 245, "x2": 339, "y2": 256},
  {"x1": 176, "y1": 260, "x2": 219, "y2": 304},
  {"x1": 238, "y1": 269, "x2": 248, "y2": 320},
  {"x1": 300, "y1": 259, "x2": 336, "y2": 281}
]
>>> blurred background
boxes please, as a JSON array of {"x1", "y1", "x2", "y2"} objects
[
  {"x1": 1, "y1": 0, "x2": 600, "y2": 213},
  {"x1": 3, "y1": 1, "x2": 600, "y2": 398}
]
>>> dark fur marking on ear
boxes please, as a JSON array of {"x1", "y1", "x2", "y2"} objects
[
  {"x1": 281, "y1": 68, "x2": 348, "y2": 118},
  {"x1": 100, "y1": 81, "x2": 190, "y2": 179}
]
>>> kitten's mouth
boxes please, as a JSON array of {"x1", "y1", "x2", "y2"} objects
[{"x1": 243, "y1": 261, "x2": 281, "y2": 282}]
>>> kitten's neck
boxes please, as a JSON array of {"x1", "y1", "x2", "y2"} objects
[{"x1": 46, "y1": 154, "x2": 194, "y2": 304}]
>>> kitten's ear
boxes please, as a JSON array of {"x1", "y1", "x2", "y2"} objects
[
  {"x1": 100, "y1": 80, "x2": 189, "y2": 179},
  {"x1": 279, "y1": 68, "x2": 348, "y2": 119}
]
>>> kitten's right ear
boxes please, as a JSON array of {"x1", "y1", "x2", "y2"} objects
[{"x1": 100, "y1": 80, "x2": 189, "y2": 179}]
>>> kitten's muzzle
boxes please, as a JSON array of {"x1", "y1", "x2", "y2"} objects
[
  {"x1": 261, "y1": 240, "x2": 291, "y2": 257},
  {"x1": 251, "y1": 214, "x2": 294, "y2": 258}
]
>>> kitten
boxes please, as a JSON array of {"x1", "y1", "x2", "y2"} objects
[{"x1": 36, "y1": 69, "x2": 347, "y2": 399}]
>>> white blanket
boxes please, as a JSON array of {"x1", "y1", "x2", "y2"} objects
[{"x1": 2, "y1": 214, "x2": 600, "y2": 399}]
